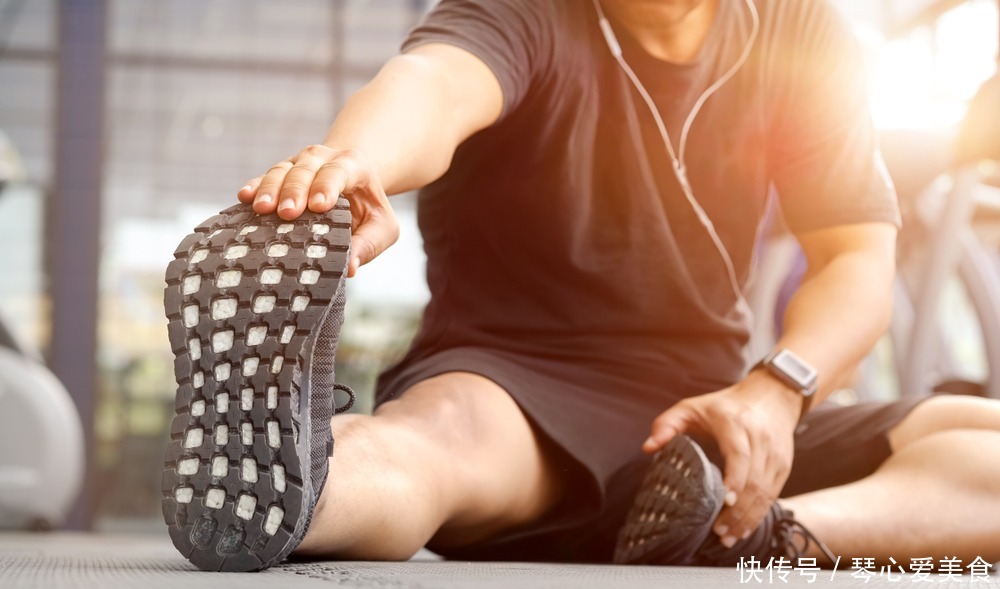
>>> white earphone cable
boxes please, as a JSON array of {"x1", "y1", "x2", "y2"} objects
[{"x1": 591, "y1": 0, "x2": 760, "y2": 307}]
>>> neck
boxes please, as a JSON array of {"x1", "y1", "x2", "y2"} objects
[{"x1": 600, "y1": 0, "x2": 721, "y2": 63}]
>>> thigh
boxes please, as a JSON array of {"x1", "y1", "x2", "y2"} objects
[
  {"x1": 887, "y1": 394, "x2": 1000, "y2": 452},
  {"x1": 373, "y1": 371, "x2": 568, "y2": 547},
  {"x1": 781, "y1": 396, "x2": 929, "y2": 498}
]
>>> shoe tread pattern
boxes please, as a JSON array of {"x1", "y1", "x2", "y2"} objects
[
  {"x1": 161, "y1": 201, "x2": 350, "y2": 572},
  {"x1": 614, "y1": 435, "x2": 726, "y2": 565}
]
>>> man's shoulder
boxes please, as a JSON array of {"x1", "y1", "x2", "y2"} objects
[
  {"x1": 417, "y1": 0, "x2": 592, "y2": 58},
  {"x1": 751, "y1": 0, "x2": 861, "y2": 78}
]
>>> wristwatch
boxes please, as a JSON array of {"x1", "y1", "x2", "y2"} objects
[{"x1": 754, "y1": 348, "x2": 818, "y2": 422}]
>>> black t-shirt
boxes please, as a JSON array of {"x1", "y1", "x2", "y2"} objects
[{"x1": 397, "y1": 0, "x2": 899, "y2": 391}]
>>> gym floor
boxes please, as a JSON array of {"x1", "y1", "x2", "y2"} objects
[{"x1": 1, "y1": 532, "x2": 997, "y2": 588}]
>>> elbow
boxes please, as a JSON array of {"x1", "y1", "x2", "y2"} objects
[{"x1": 873, "y1": 253, "x2": 896, "y2": 335}]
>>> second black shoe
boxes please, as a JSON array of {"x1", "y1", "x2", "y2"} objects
[{"x1": 614, "y1": 434, "x2": 836, "y2": 567}]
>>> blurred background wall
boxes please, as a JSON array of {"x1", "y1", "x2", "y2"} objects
[{"x1": 0, "y1": 0, "x2": 996, "y2": 533}]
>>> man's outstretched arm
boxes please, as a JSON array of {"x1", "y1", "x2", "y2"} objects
[
  {"x1": 645, "y1": 222, "x2": 897, "y2": 546},
  {"x1": 236, "y1": 43, "x2": 503, "y2": 276}
]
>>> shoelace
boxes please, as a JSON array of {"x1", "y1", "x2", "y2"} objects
[
  {"x1": 693, "y1": 504, "x2": 838, "y2": 568},
  {"x1": 333, "y1": 382, "x2": 356, "y2": 414},
  {"x1": 772, "y1": 513, "x2": 838, "y2": 565}
]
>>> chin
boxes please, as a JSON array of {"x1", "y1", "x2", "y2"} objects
[{"x1": 603, "y1": 0, "x2": 707, "y2": 19}]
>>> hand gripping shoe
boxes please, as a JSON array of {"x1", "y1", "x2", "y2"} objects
[
  {"x1": 614, "y1": 435, "x2": 836, "y2": 567},
  {"x1": 161, "y1": 200, "x2": 355, "y2": 571}
]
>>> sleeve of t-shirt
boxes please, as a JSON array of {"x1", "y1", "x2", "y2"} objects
[
  {"x1": 768, "y1": 0, "x2": 901, "y2": 233},
  {"x1": 401, "y1": 0, "x2": 551, "y2": 122}
]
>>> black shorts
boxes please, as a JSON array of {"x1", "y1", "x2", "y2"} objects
[{"x1": 375, "y1": 346, "x2": 929, "y2": 564}]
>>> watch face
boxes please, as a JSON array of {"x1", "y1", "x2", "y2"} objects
[{"x1": 772, "y1": 349, "x2": 817, "y2": 387}]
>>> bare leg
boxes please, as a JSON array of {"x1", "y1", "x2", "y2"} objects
[
  {"x1": 784, "y1": 395, "x2": 1000, "y2": 564},
  {"x1": 294, "y1": 371, "x2": 565, "y2": 560}
]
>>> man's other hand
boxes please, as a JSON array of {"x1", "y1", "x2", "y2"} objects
[{"x1": 643, "y1": 373, "x2": 800, "y2": 548}]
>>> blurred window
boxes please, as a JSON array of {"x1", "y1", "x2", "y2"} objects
[{"x1": 862, "y1": 0, "x2": 1000, "y2": 130}]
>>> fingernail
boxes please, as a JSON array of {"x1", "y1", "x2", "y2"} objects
[
  {"x1": 278, "y1": 198, "x2": 295, "y2": 211},
  {"x1": 714, "y1": 525, "x2": 728, "y2": 537},
  {"x1": 310, "y1": 193, "x2": 326, "y2": 208},
  {"x1": 725, "y1": 491, "x2": 737, "y2": 506},
  {"x1": 741, "y1": 530, "x2": 751, "y2": 540},
  {"x1": 257, "y1": 193, "x2": 273, "y2": 205},
  {"x1": 721, "y1": 536, "x2": 737, "y2": 549},
  {"x1": 643, "y1": 437, "x2": 656, "y2": 448},
  {"x1": 239, "y1": 185, "x2": 252, "y2": 193}
]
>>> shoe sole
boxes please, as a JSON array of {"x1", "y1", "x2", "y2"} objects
[
  {"x1": 613, "y1": 435, "x2": 726, "y2": 565},
  {"x1": 161, "y1": 201, "x2": 351, "y2": 571}
]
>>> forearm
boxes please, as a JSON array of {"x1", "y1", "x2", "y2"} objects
[
  {"x1": 773, "y1": 246, "x2": 895, "y2": 405},
  {"x1": 646, "y1": 225, "x2": 896, "y2": 541},
  {"x1": 321, "y1": 48, "x2": 501, "y2": 195}
]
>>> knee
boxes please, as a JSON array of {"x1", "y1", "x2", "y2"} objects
[
  {"x1": 889, "y1": 395, "x2": 1000, "y2": 451},
  {"x1": 374, "y1": 373, "x2": 510, "y2": 455}
]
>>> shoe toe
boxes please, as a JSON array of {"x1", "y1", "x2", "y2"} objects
[{"x1": 614, "y1": 435, "x2": 726, "y2": 565}]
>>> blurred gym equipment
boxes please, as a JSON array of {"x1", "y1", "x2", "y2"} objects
[{"x1": 0, "y1": 130, "x2": 85, "y2": 530}]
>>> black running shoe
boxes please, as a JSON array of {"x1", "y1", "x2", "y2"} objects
[
  {"x1": 614, "y1": 435, "x2": 727, "y2": 565},
  {"x1": 613, "y1": 435, "x2": 835, "y2": 567},
  {"x1": 161, "y1": 201, "x2": 355, "y2": 572}
]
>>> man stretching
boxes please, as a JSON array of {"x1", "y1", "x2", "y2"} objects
[{"x1": 161, "y1": 0, "x2": 1000, "y2": 571}]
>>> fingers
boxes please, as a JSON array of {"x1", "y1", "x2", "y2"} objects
[
  {"x1": 726, "y1": 482, "x2": 776, "y2": 545},
  {"x1": 713, "y1": 414, "x2": 752, "y2": 513},
  {"x1": 311, "y1": 155, "x2": 362, "y2": 214},
  {"x1": 275, "y1": 145, "x2": 342, "y2": 219},
  {"x1": 713, "y1": 420, "x2": 792, "y2": 546},
  {"x1": 234, "y1": 147, "x2": 399, "y2": 274},
  {"x1": 346, "y1": 206, "x2": 400, "y2": 277},
  {"x1": 252, "y1": 161, "x2": 293, "y2": 215},
  {"x1": 237, "y1": 177, "x2": 261, "y2": 204},
  {"x1": 712, "y1": 428, "x2": 762, "y2": 547},
  {"x1": 644, "y1": 404, "x2": 695, "y2": 454},
  {"x1": 240, "y1": 145, "x2": 335, "y2": 219},
  {"x1": 310, "y1": 152, "x2": 400, "y2": 276},
  {"x1": 338, "y1": 166, "x2": 399, "y2": 277}
]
